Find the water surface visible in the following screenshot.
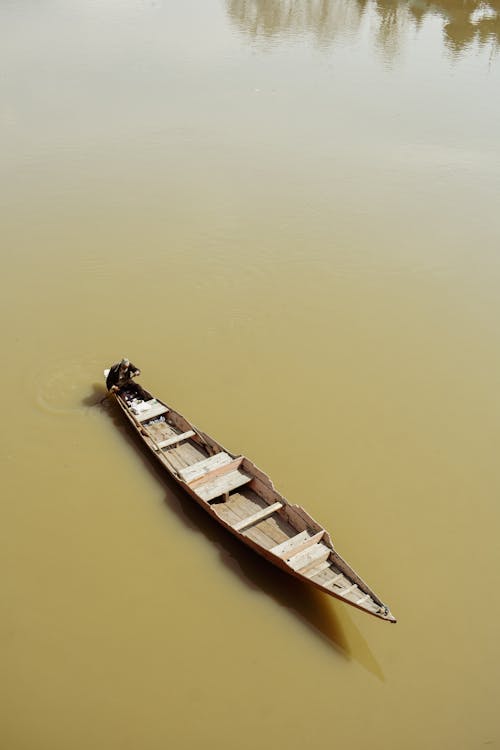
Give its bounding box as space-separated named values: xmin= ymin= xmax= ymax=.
xmin=2 ymin=1 xmax=500 ymax=749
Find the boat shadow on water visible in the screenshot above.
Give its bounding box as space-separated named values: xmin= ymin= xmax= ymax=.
xmin=84 ymin=384 xmax=384 ymax=681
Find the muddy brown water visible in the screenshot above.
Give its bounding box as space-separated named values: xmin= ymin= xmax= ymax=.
xmin=2 ymin=1 xmax=500 ymax=749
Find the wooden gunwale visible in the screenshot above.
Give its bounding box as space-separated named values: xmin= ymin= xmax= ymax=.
xmin=111 ymin=381 xmax=396 ymax=623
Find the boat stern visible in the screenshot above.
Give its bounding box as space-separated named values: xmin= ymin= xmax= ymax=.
xmin=104 ymin=358 xmax=141 ymax=391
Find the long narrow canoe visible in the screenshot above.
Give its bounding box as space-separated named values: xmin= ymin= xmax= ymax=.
xmin=104 ymin=363 xmax=396 ymax=623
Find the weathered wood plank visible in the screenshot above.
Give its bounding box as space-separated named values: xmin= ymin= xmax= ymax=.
xmin=244 ymin=525 xmax=279 ymax=550
xmin=356 ymin=594 xmax=371 ymax=606
xmin=269 ymin=530 xmax=308 ymax=556
xmin=256 ymin=517 xmax=289 ymax=545
xmin=189 ymin=457 xmax=244 ymax=489
xmin=324 ymin=572 xmax=344 ymax=588
xmin=155 ymin=430 xmax=195 ymax=450
xmin=163 ymin=445 xmax=203 ymax=472
xmin=194 ymin=470 xmax=252 ymax=502
xmin=212 ymin=502 xmax=242 ymax=528
xmin=288 ymin=544 xmax=331 ymax=572
xmin=233 ymin=502 xmax=283 ymax=532
xmin=179 ymin=452 xmax=232 ymax=483
xmin=340 ymin=583 xmax=358 ymax=598
xmin=136 ymin=403 xmax=169 ymax=422
xmin=172 ymin=440 xmax=207 ymax=465
xmin=144 ymin=420 xmax=175 ymax=441
xmin=219 ymin=492 xmax=281 ymax=549
xmin=270 ymin=530 xmax=324 ymax=560
xmin=306 ymin=560 xmax=331 ymax=578
xmin=236 ymin=488 xmax=291 ymax=541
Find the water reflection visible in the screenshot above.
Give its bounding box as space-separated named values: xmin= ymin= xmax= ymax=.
xmin=227 ymin=0 xmax=500 ymax=54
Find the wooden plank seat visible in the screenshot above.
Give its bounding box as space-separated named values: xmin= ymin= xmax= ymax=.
xmin=287 ymin=543 xmax=331 ymax=573
xmin=233 ymin=501 xmax=283 ymax=532
xmin=154 ymin=430 xmax=195 ymax=450
xmin=356 ymin=594 xmax=371 ymax=606
xmin=179 ymin=452 xmax=233 ymax=483
xmin=339 ymin=583 xmax=358 ymax=598
xmin=194 ymin=469 xmax=252 ymax=503
xmin=270 ymin=530 xmax=324 ymax=560
xmin=188 ymin=457 xmax=243 ymax=489
xmin=135 ymin=402 xmax=169 ymax=422
xmin=306 ymin=560 xmax=332 ymax=578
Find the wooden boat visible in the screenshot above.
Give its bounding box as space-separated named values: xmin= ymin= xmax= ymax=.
xmin=104 ymin=362 xmax=396 ymax=623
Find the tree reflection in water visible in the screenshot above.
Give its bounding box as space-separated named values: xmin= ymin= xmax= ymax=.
xmin=226 ymin=0 xmax=499 ymax=55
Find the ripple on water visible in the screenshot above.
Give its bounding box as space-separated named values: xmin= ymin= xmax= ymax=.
xmin=35 ymin=358 xmax=106 ymax=416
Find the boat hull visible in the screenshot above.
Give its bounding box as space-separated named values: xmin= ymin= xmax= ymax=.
xmin=107 ymin=372 xmax=396 ymax=623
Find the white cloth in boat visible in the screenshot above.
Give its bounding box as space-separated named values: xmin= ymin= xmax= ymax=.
xmin=130 ymin=399 xmax=162 ymax=416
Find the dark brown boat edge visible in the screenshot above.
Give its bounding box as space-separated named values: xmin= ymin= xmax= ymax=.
xmin=104 ymin=360 xmax=397 ymax=623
